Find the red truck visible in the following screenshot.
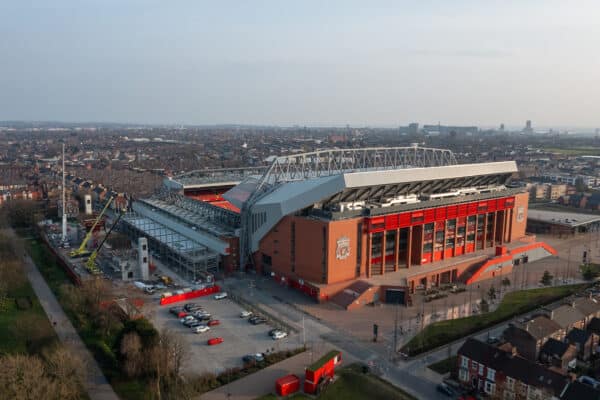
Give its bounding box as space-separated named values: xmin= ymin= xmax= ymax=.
xmin=304 ymin=350 xmax=342 ymax=394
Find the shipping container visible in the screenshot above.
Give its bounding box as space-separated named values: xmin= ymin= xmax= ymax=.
xmin=275 ymin=374 xmax=300 ymax=396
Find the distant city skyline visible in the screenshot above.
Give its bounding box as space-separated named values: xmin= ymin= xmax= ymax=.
xmin=1 ymin=1 xmax=599 ymax=127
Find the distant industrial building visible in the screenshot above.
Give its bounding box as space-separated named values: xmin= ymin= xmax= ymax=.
xmin=527 ymin=209 xmax=600 ymax=236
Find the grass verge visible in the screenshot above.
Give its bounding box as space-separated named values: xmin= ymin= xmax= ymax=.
xmin=401 ymin=284 xmax=587 ymax=356
xmin=428 ymin=355 xmax=457 ymax=375
xmin=24 ymin=236 xmax=154 ymax=400
xmin=0 ymin=243 xmax=57 ymax=355
xmin=255 ymin=364 xmax=415 ymax=400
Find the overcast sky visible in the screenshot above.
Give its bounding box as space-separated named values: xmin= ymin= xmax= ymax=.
xmin=1 ymin=1 xmax=599 ymax=128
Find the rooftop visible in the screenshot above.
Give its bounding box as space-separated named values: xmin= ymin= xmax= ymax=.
xmin=527 ymin=209 xmax=600 ymax=227
xmin=458 ymin=338 xmax=569 ymax=397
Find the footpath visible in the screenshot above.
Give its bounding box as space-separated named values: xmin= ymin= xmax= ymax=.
xmin=8 ymin=229 xmax=120 ymax=400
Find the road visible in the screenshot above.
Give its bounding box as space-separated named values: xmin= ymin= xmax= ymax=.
xmin=225 ymin=276 xmax=587 ymax=400
xmin=225 ymin=278 xmax=447 ymax=400
xmin=7 ymin=229 xmax=120 ymax=400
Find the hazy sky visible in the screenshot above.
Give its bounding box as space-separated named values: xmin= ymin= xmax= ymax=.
xmin=1 ymin=1 xmax=599 ymax=127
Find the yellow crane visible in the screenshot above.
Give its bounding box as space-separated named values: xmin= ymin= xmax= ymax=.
xmin=69 ymin=196 xmax=114 ymax=258
xmin=85 ymin=211 xmax=123 ymax=274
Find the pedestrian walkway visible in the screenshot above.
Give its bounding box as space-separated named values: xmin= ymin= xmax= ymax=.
xmin=9 ymin=229 xmax=120 ymax=400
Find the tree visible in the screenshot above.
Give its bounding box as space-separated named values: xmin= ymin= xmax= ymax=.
xmin=575 ymin=177 xmax=588 ymax=193
xmin=0 ymin=200 xmax=43 ymax=229
xmin=147 ymin=329 xmax=190 ymax=399
xmin=488 ymin=286 xmax=497 ymax=301
xmin=582 ymin=266 xmax=598 ymax=281
xmin=120 ymin=332 xmax=143 ymax=378
xmin=540 ymin=270 xmax=553 ymax=286
xmin=42 ymin=345 xmax=87 ymax=400
xmin=501 ymin=277 xmax=511 ymax=288
xmin=0 ymin=347 xmax=86 ymax=400
xmin=0 ymin=354 xmax=54 ymax=400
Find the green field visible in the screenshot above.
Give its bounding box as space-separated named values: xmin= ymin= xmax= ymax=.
xmin=0 ymin=272 xmax=57 ymax=355
xmin=256 ymin=364 xmax=415 ymax=400
xmin=402 ymin=284 xmax=587 ymax=356
xmin=26 ymin=239 xmax=72 ymax=295
xmin=0 ymin=238 xmax=56 ymax=355
xmin=542 ymin=147 xmax=600 ymax=156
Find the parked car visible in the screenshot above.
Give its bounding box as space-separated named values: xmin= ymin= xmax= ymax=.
xmin=169 ymin=306 xmax=184 ymax=315
xmin=180 ymin=316 xmax=195 ymax=323
xmin=196 ymin=314 xmax=211 ymax=321
xmin=251 ymin=317 xmax=267 ymax=325
xmin=183 ymin=319 xmax=199 ymax=327
xmin=268 ymin=328 xmax=281 ymax=336
xmin=207 ymin=337 xmax=224 ymax=345
xmin=214 ymin=292 xmax=228 ymax=300
xmin=436 ymin=383 xmax=454 ymax=397
xmin=193 ymin=311 xmax=210 ymax=318
xmin=188 ymin=321 xmax=203 ymax=328
xmin=193 ymin=325 xmax=210 ymax=334
xmin=207 ymin=319 xmax=220 ymax=327
xmin=177 ymin=311 xmax=188 ymax=318
xmin=272 ymin=331 xmax=288 ymax=340
xmin=242 ymin=353 xmax=264 ymax=363
xmin=185 ymin=303 xmax=203 ymax=312
xmin=240 ymin=310 xmax=253 ymax=318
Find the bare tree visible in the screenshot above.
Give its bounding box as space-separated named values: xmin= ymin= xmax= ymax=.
xmin=42 ymin=345 xmax=87 ymax=400
xmin=0 ymin=354 xmax=57 ymax=400
xmin=147 ymin=329 xmax=190 ymax=399
xmin=120 ymin=331 xmax=143 ymax=378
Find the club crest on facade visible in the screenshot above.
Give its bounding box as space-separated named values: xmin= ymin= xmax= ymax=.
xmin=517 ymin=206 xmax=525 ymax=222
xmin=336 ymin=236 xmax=351 ymax=260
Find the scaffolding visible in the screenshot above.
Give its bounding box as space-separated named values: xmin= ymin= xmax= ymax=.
xmin=122 ymin=213 xmax=219 ymax=281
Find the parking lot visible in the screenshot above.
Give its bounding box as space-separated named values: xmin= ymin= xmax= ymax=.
xmin=149 ymin=294 xmax=303 ymax=375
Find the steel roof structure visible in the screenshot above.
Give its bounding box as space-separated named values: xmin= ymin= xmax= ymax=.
xmin=231 ymin=147 xmax=518 ymax=266
xmin=165 ymin=166 xmax=268 ymax=190
xmin=121 ymin=213 xmax=219 ymax=279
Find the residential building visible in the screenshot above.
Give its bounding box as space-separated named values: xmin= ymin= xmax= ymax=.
xmin=503 ymin=316 xmax=564 ymax=361
xmin=458 ymin=338 xmax=570 ymax=399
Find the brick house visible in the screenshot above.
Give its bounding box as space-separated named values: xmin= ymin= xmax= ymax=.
xmin=539 ymin=338 xmax=577 ymax=371
xmin=543 ymin=304 xmax=586 ymax=332
xmin=458 ymin=338 xmax=570 ymax=399
xmin=566 ymin=328 xmax=594 ymax=361
xmin=503 ymin=316 xmax=564 ymax=361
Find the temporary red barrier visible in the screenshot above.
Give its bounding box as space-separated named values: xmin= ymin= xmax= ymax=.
xmin=160 ymin=285 xmax=221 ymax=306
xmin=276 ymin=374 xmax=300 ymax=396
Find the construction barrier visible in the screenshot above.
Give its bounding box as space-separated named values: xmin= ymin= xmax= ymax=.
xmin=159 ymin=285 xmax=221 ymax=305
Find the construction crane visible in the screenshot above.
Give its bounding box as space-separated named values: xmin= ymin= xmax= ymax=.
xmin=85 ymin=211 xmax=123 ymax=274
xmin=69 ymin=196 xmax=114 ymax=258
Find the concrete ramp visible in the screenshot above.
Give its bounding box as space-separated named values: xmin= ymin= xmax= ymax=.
xmin=331 ymin=281 xmax=380 ymax=310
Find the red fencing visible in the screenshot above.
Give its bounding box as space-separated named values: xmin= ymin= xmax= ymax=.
xmin=159 ymin=285 xmax=221 ymax=305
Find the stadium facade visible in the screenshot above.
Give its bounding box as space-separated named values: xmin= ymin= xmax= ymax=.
xmin=136 ymin=147 xmax=555 ymax=308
